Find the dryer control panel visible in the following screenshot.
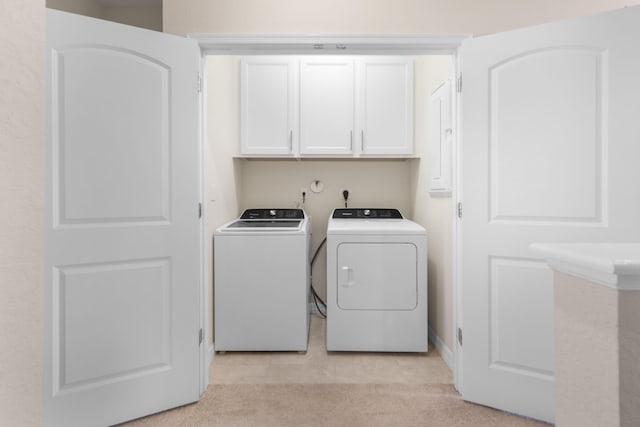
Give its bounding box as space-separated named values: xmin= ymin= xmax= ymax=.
xmin=332 ymin=208 xmax=403 ymax=219
xmin=240 ymin=208 xmax=305 ymax=219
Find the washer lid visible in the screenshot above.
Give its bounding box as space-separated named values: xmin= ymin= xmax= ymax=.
xmin=216 ymin=208 xmax=309 ymax=233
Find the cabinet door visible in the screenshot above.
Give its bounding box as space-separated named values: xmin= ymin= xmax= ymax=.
xmin=428 ymin=78 xmax=453 ymax=193
xmin=357 ymin=57 xmax=414 ymax=155
xmin=240 ymin=57 xmax=297 ymax=155
xmin=300 ymin=57 xmax=354 ymax=155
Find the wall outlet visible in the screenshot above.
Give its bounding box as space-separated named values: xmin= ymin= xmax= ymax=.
xmin=310 ymin=180 xmax=324 ymax=193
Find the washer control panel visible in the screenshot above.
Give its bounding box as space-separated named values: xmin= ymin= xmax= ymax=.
xmin=240 ymin=208 xmax=305 ymax=220
xmin=332 ymin=208 xmax=403 ymax=219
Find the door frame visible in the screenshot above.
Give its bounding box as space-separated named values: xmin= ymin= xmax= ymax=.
xmin=190 ymin=34 xmax=468 ymax=391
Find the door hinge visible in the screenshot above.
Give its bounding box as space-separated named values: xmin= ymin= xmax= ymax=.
xmin=457 ymin=73 xmax=462 ymax=93
xmin=458 ymin=327 xmax=463 ymax=346
xmin=198 ymin=202 xmax=203 ymax=219
xmin=457 ymin=202 xmax=463 ymax=218
xmin=197 ymin=73 xmax=202 ymax=93
xmin=199 ymin=328 xmax=203 ymax=345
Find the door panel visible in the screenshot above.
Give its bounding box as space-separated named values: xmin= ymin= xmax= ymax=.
xmin=489 ymin=257 xmax=554 ymax=376
xmin=46 ymin=10 xmax=201 ymax=427
xmin=56 ymin=47 xmax=170 ymax=223
xmin=55 ymin=259 xmax=171 ymax=389
xmin=461 ymin=6 xmax=640 ymax=423
xmin=489 ymin=48 xmax=605 ymax=224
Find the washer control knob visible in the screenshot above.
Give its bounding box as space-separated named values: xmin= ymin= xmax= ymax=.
xmin=363 ymin=209 xmax=371 ymax=217
xmin=269 ymin=209 xmax=277 ymax=217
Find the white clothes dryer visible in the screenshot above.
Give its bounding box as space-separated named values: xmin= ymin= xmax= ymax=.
xmin=214 ymin=208 xmax=310 ymax=351
xmin=326 ymin=208 xmax=427 ymax=352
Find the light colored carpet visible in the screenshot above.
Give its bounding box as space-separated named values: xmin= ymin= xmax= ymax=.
xmin=122 ymin=383 xmax=547 ymax=427
xmin=208 ymin=316 xmax=453 ymax=386
xmin=121 ymin=317 xmax=548 ymax=426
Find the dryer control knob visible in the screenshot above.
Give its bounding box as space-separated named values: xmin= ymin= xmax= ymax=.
xmin=363 ymin=209 xmax=371 ymax=216
xmin=269 ymin=209 xmax=277 ymax=217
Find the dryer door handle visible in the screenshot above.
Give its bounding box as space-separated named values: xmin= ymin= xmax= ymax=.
xmin=339 ymin=266 xmax=354 ymax=287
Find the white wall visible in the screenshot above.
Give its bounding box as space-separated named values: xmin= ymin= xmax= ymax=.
xmin=205 ymin=56 xmax=244 ymax=345
xmin=47 ymin=0 xmax=106 ymax=19
xmin=105 ymin=4 xmax=162 ymax=31
xmin=0 ymin=1 xmax=45 ymax=425
xmin=410 ymin=56 xmax=455 ymax=351
xmin=205 ymin=56 xmax=243 ymax=229
xmin=164 ymin=0 xmax=637 ymax=36
xmin=47 ymin=0 xmax=162 ymax=31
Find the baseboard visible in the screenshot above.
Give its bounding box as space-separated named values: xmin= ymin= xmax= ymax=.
xmin=428 ymin=326 xmax=454 ymax=371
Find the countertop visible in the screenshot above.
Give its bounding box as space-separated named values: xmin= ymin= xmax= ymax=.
xmin=530 ymin=243 xmax=640 ymax=290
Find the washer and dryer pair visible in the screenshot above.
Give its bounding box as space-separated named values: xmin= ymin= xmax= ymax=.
xmin=213 ymin=207 xmax=428 ymax=353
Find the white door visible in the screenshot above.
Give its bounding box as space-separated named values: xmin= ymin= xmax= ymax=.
xmin=300 ymin=57 xmax=354 ymax=155
xmin=240 ymin=57 xmax=297 ymax=155
xmin=46 ymin=10 xmax=202 ymax=426
xmin=460 ymin=6 xmax=640 ymax=423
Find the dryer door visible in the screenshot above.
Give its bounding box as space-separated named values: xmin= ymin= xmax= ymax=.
xmin=336 ymin=242 xmax=417 ymax=310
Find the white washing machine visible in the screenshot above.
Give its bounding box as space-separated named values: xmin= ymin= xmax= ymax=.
xmin=326 ymin=208 xmax=428 ymax=352
xmin=214 ymin=208 xmax=310 ymax=351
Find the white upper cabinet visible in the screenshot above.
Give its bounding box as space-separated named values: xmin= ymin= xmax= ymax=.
xmin=240 ymin=57 xmax=297 ymax=155
xmin=299 ymin=57 xmax=355 ymax=155
xmin=240 ymin=55 xmax=414 ymax=157
xmin=356 ymin=57 xmax=414 ymax=156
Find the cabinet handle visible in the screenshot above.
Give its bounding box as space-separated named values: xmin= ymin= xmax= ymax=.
xmin=289 ymin=130 xmax=293 ymax=152
xmin=350 ymin=130 xmax=353 ymax=151
xmin=361 ymin=130 xmax=364 ymax=152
